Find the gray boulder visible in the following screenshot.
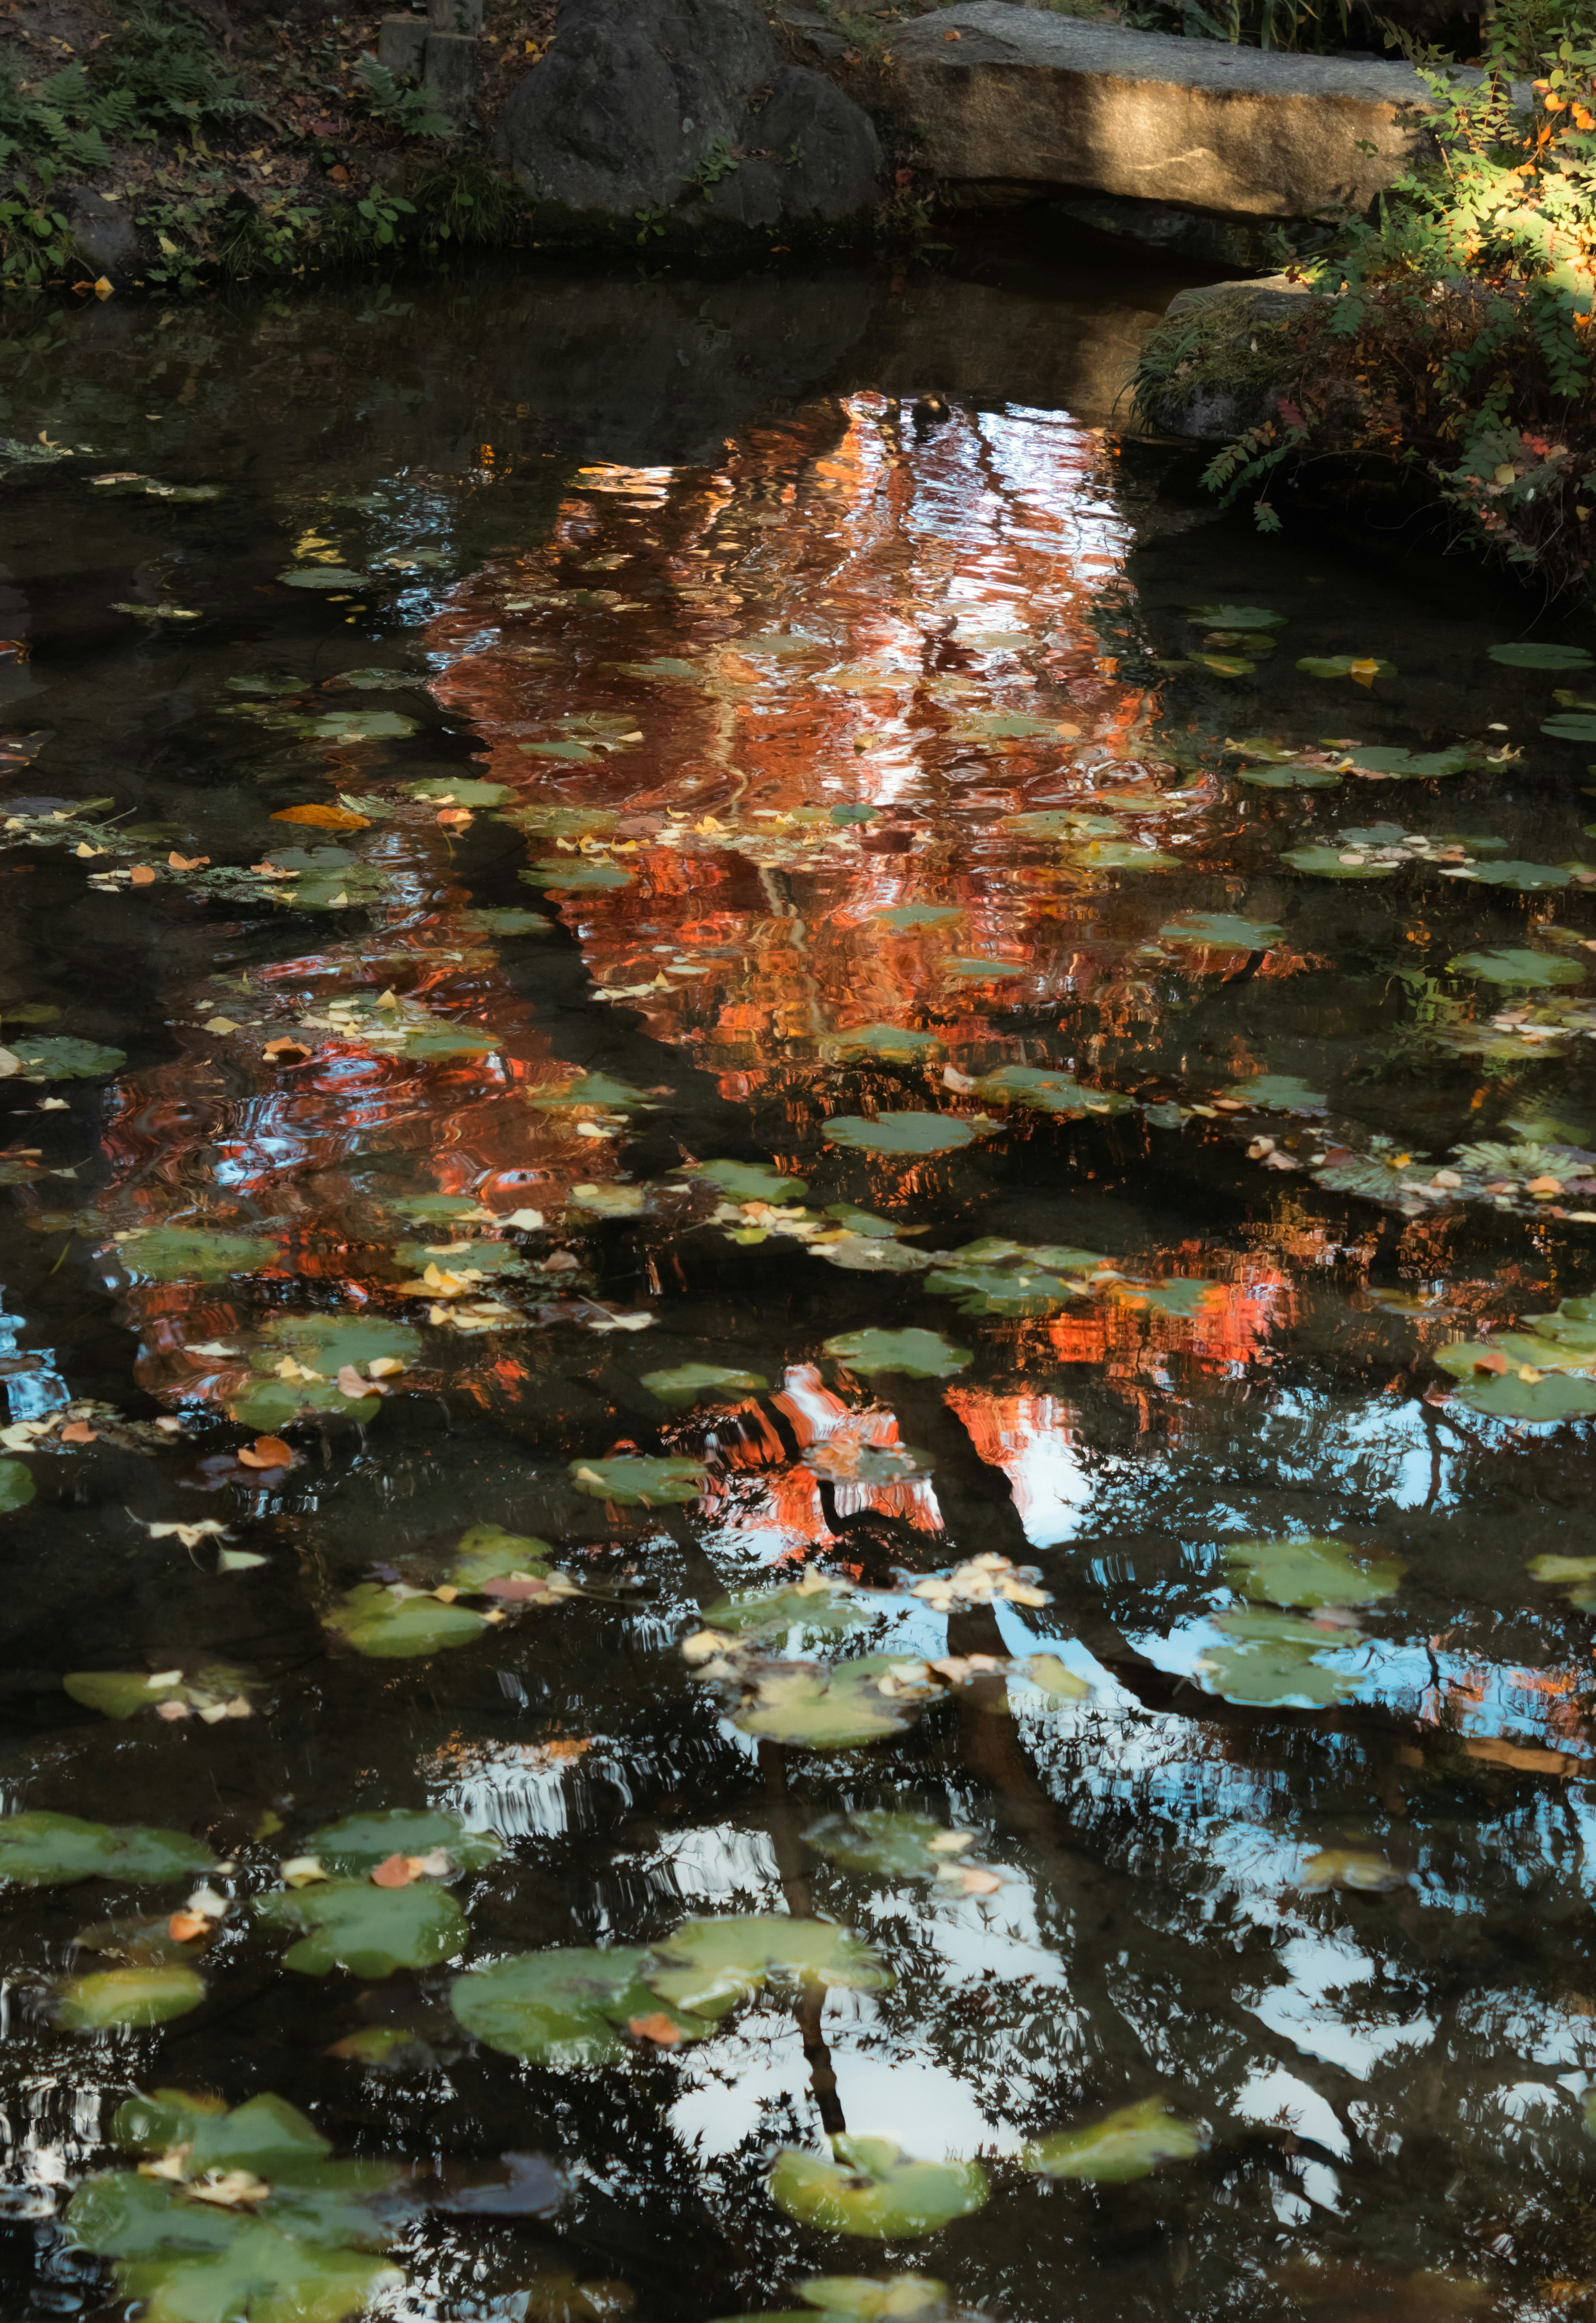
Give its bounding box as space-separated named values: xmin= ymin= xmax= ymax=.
xmin=494 ymin=0 xmax=881 ymax=240
xmin=63 ymin=187 xmax=137 ymax=276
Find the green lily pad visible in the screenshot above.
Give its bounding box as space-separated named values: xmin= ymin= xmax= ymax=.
xmin=1186 ymin=653 xmax=1254 ymax=677
xmin=949 ymin=712 xmax=1064 ymax=742
xmin=1443 ymin=858 xmax=1573 ymax=889
xmin=1447 ymin=1369 xmax=1596 ymax=1419
xmin=939 ymin=957 xmax=1026 ymax=979
xmin=451 ymin=1947 xmax=713 ymax=2063
xmin=1296 ymin=656 xmax=1396 ymax=680
xmin=1158 ymin=913 xmax=1283 ymax=950
xmin=1281 ymin=845 xmax=1400 ymax=879
xmin=56 ymin=1965 xmax=206 ymax=2031
xmin=522 ymin=859 xmax=633 ymax=890
xmin=642 ymin=1363 xmax=769 ymax=1406
xmin=643 ymin=1916 xmax=891 ymax=2018
xmin=1224 ymin=1537 xmax=1402 ymax=1609
xmin=254 ymin=1879 xmax=468 ymax=1976
xmin=1197 ymin=1608 xmax=1364 ymax=1707
xmin=1107 ymin=1277 xmax=1222 ymax=1318
xmin=1343 ymin=746 xmax=1475 ymax=778
xmin=1528 ymin=1553 xmax=1596 ymax=1609
xmin=67 ymin=2190 xmax=402 ymax=2323
xmin=301 ymin=711 xmax=416 ymax=743
xmin=530 ymin=1072 xmax=653 ymax=1112
xmin=1488 ymin=641 xmax=1593 ymax=668
xmin=458 ymin=908 xmax=549 ymax=936
xmin=448 ymin=1522 xmax=556 ymax=1589
xmin=788 ymin=2276 xmax=960 ymax=2322
xmin=823 ymin=1329 xmax=970 ymax=1379
xmin=1061 ymin=841 xmax=1179 ymax=871
xmin=971 ymin=1065 xmax=1134 ymax=1118
xmin=301 ymin=1809 xmax=500 ymax=1875
xmin=115 ymin=1227 xmax=279 ymax=1283
xmin=873 ymin=905 xmax=963 ymax=931
xmin=822 ymin=1025 xmax=941 ymax=1061
xmin=728 ymin=1655 xmax=936 ymax=1749
xmin=1219 ymin=1075 xmax=1327 ymax=1109
xmin=1186 ymin=605 xmax=1284 ymax=629
xmin=63 ymin=1664 xmax=254 ymax=1720
xmin=568 ymin=1455 xmax=707 ymax=1506
xmin=324 ymin=1585 xmax=488 ymax=1659
xmin=12 ymin=1036 xmax=126 ymax=1081
xmin=111 ymin=2090 xmax=332 ymax=2169
xmin=699 ymin=1580 xmax=867 ymax=1639
xmin=830 ymin=803 xmax=878 ymax=825
xmin=392 ymin=1237 xmax=526 ymax=1276
xmin=680 ymin=1158 xmax=808 ymax=1204
xmin=0 ymin=1458 xmax=34 ymax=1513
xmin=1545 ymin=715 xmax=1596 ymax=740
xmin=1003 ymin=810 xmax=1118 ymax=838
xmin=329 ymin=668 xmax=413 ymax=691
xmin=1236 ymin=763 xmax=1342 ymax=790
xmin=1447 ymin=948 xmax=1584 ymax=986
xmin=803 ymin=1811 xmax=977 ymax=1881
xmin=279 ymin=567 xmax=367 ymax=588
xmin=769 ymin=2139 xmax=988 ymax=2240
xmin=1022 ymin=2099 xmax=1208 ymax=2182
xmin=227 ymin=1315 xmax=423 ymax=1429
xmin=823 ymin=1113 xmax=975 ymax=1155
xmin=226 ymin=675 xmax=305 ymax=695
xmin=924 ymin=1262 xmax=1080 ymax=1320
xmin=0 ymin=1811 xmax=217 ymax=1887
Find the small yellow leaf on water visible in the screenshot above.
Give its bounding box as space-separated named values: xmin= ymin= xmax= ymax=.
xmin=204 ymin=1017 xmax=240 ymax=1035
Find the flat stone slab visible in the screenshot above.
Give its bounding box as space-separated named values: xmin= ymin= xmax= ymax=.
xmin=883 ymin=0 xmax=1441 ymax=218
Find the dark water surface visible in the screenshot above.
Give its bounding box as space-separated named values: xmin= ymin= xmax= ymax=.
xmin=2 ymin=237 xmax=1596 ymax=2323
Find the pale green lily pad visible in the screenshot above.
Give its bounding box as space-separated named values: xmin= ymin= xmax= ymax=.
xmin=1296 ymin=656 xmax=1396 ymax=680
xmin=1186 ymin=604 xmax=1284 ymax=629
xmin=448 ymin=1522 xmax=556 ymax=1589
xmin=1447 ymin=1370 xmax=1596 ymax=1419
xmin=1281 ymin=846 xmax=1400 ymax=879
xmin=1488 ymin=641 xmax=1593 ymax=668
xmin=804 ymin=1811 xmax=978 ymax=1881
xmin=404 ymin=778 xmax=510 ymax=805
xmin=824 ymin=1329 xmax=970 ymax=1378
xmin=1447 ymin=948 xmax=1584 ymax=986
xmin=643 ymin=1916 xmax=891 ymax=2018
xmin=1107 ymin=1277 xmax=1222 ymax=1318
xmin=111 ymin=2090 xmax=332 ymax=2170
xmin=56 ymin=1965 xmax=205 ymax=2031
xmin=790 ymin=2276 xmax=959 ymax=2322
xmin=0 ymin=1811 xmax=217 ymax=1887
xmin=569 ymin=1455 xmax=706 ymax=1506
xmin=227 ymin=1315 xmax=422 ymax=1429
xmin=769 ymin=2139 xmax=988 ymax=2239
xmin=823 ymin=1025 xmax=941 ymax=1061
xmin=680 ymin=1158 xmax=808 ymax=1204
xmin=1022 ymin=2098 xmax=1209 ymax=2182
xmin=254 ymin=1879 xmax=468 ymax=1976
xmin=1237 ymin=763 xmax=1342 ymax=790
xmin=873 ymin=905 xmax=963 ymax=931
xmin=1443 ymin=859 xmax=1573 ymax=889
xmin=1062 ymin=841 xmax=1179 ymax=871
xmin=824 ymin=1113 xmax=975 ymax=1155
xmin=301 ymin=711 xmax=416 ymax=743
xmin=66 ymin=2189 xmax=401 ymax=2323
xmin=451 ymin=1947 xmax=713 ymax=2063
xmin=329 ymin=668 xmax=414 ymax=691
xmin=393 ymin=1237 xmax=526 ymax=1276
xmin=1546 ymin=714 xmax=1596 ymax=740
xmin=729 ymin=1655 xmax=936 ymax=1749
xmin=924 ymin=1261 xmax=1081 ymax=1320
xmin=699 ymin=1580 xmax=867 ymax=1639
xmin=64 ymin=1664 xmax=254 ymax=1721
xmin=1528 ymin=1553 xmax=1596 ymax=1610
xmin=0 ymin=1458 xmax=34 ymax=1513
xmin=1197 ymin=1608 xmax=1364 ymax=1707
xmin=324 ymin=1584 xmax=488 ymax=1659
xmin=971 ymin=1065 xmax=1134 ymax=1118
xmin=643 ymin=1362 xmax=768 ymax=1406
xmin=810 ymin=1234 xmax=931 ymax=1275
xmin=530 ymin=1072 xmax=653 ymax=1111
xmin=12 ymin=1036 xmax=126 ymax=1080
xmin=1159 ymin=913 xmax=1283 ymax=950
xmin=939 ymin=958 xmax=1025 ymax=979
xmin=1224 ymin=1537 xmax=1402 ymax=1608
xmin=279 ymin=567 xmax=367 ymax=588
xmin=115 ymin=1227 xmax=278 ymax=1283
xmin=1219 ymin=1076 xmax=1327 ymax=1109
xmin=227 ymin=675 xmax=305 ymax=695
xmin=458 ymin=908 xmax=548 ymax=936
xmin=522 ymin=860 xmax=633 ymax=890
xmin=302 ymin=1809 xmax=500 ymax=1875
xmin=1343 ymin=746 xmax=1475 ymax=778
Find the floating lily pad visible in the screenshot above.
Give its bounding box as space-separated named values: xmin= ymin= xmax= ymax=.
xmin=823 ymin=1025 xmax=941 ymax=1061
xmin=458 ymin=908 xmax=549 ymax=936
xmin=324 ymin=1585 xmax=488 ymax=1660
xmin=568 ymin=1455 xmax=707 ymax=1506
xmin=1186 ymin=605 xmax=1284 ymax=629
xmin=111 ymin=2089 xmax=333 ymax=2171
xmin=1488 ymin=641 xmax=1593 ymax=668
xmin=0 ymin=1458 xmax=34 ymax=1513
xmin=1545 ymin=715 xmax=1596 ymax=740
xmin=1236 ymin=763 xmax=1342 ymax=790
xmin=302 ymin=711 xmax=416 ymax=743
xmin=1219 ymin=1076 xmax=1327 ymax=1109
xmin=329 ymin=668 xmax=413 ymax=692
xmin=1197 ymin=1608 xmax=1364 ymax=1707
xmin=302 ymin=1810 xmax=500 ymax=1875
xmin=1022 ymin=2099 xmax=1208 ymax=2182
xmin=448 ymin=1523 xmax=556 ymax=1589
xmin=680 ymin=1158 xmax=808 ymax=1204
xmin=1296 ymin=656 xmax=1396 ymax=681
xmin=115 ymin=1227 xmax=278 ymax=1283
xmin=66 ymin=2180 xmax=402 ymax=2323
xmin=522 ymin=860 xmax=633 ymax=891
xmin=698 ymin=1580 xmax=867 ymax=1639
xmin=12 ymin=1036 xmax=126 ymax=1081
xmin=530 ymin=1072 xmax=653 ymax=1112
xmin=1159 ymin=913 xmax=1283 ymax=950
xmin=405 ymin=778 xmax=510 ymax=805
xmin=1444 ymin=858 xmax=1573 ymax=889
xmin=729 ymin=1656 xmax=937 ymax=1749
xmin=64 ymin=1664 xmax=254 ymax=1721
xmin=1343 ymin=746 xmax=1475 ymax=779
xmin=823 ymin=1329 xmax=970 ymax=1379
xmin=254 ymin=1879 xmax=468 ymax=1976
xmin=804 ymin=1811 xmax=978 ymax=1881
xmin=1281 ymin=846 xmax=1400 ymax=880
xmin=823 ymin=1113 xmax=975 ymax=1155
xmin=1447 ymin=948 xmax=1584 ymax=987
xmin=1061 ymin=841 xmax=1179 ymax=871
xmin=451 ymin=1947 xmax=713 ymax=2063
xmin=56 ymin=1965 xmax=206 ymax=2031
xmin=1444 ymin=1369 xmax=1596 ymax=1420
xmin=643 ymin=1362 xmax=768 ymax=1406
xmin=227 ymin=1315 xmax=422 ymax=1430
xmin=939 ymin=958 xmax=1025 ymax=980
xmin=279 ymin=567 xmax=368 ymax=588
xmin=1224 ymin=1536 xmax=1402 ymax=1609
xmin=226 ymin=675 xmax=305 ymax=695
xmin=924 ymin=1261 xmax=1081 ymax=1320
xmin=0 ymin=1811 xmax=216 ymax=1887
xmin=769 ymin=2139 xmax=988 ymax=2240
xmin=785 ymin=2277 xmax=962 ymax=2323
xmin=1528 ymin=1553 xmax=1596 ymax=1610
xmin=873 ymin=906 xmax=963 ymax=931
xmin=1298 ymin=1848 xmax=1409 ymax=1892
xmin=1106 ymin=1277 xmax=1222 ymax=1318
xmin=643 ymin=1917 xmax=891 ymax=2018
xmin=971 ymin=1065 xmax=1134 ymax=1118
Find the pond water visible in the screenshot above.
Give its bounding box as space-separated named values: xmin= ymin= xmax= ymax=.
xmin=2 ymin=232 xmax=1596 ymax=2323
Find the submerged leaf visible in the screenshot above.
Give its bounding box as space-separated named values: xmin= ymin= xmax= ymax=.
xmin=0 ymin=1458 xmax=34 ymax=1513
xmin=1022 ymin=2099 xmax=1208 ymax=2182
xmin=769 ymin=2140 xmax=988 ymax=2239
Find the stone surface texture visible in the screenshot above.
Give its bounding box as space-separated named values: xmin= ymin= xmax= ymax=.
xmin=377 ymin=15 xmax=428 ymax=72
xmin=884 ymin=0 xmax=1440 ymax=219
xmin=494 ymin=0 xmax=882 ymax=238
xmin=63 ymin=185 xmax=138 ymax=273
xmin=422 ymin=27 xmax=482 ymax=119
